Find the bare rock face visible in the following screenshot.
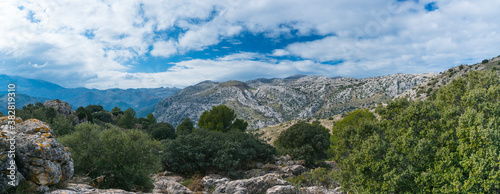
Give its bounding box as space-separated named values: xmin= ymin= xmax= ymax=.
xmin=213 ymin=173 xmax=290 ymax=194
xmin=0 ymin=117 xmax=74 ymax=193
xmin=154 ymin=73 xmax=432 ymax=129
xmin=44 ymin=99 xmax=75 ymax=115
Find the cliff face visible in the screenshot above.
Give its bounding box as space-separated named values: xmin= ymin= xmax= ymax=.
xmin=154 ymin=73 xmax=435 ymax=129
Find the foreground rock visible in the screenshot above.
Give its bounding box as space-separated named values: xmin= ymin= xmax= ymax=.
xmin=0 ymin=117 xmax=74 ymax=193
xmin=213 ymin=173 xmax=290 ymax=193
xmin=153 ymin=174 xmax=192 ymax=194
xmin=50 ymin=183 xmax=135 ymax=194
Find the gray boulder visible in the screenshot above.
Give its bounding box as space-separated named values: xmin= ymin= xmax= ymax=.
xmin=153 ymin=178 xmax=193 ymax=194
xmin=44 ymin=99 xmax=75 ymax=115
xmin=213 ymin=173 xmax=289 ymax=194
xmin=0 ymin=117 xmax=74 ymax=193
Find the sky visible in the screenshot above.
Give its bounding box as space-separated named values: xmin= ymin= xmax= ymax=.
xmin=0 ymin=0 xmax=499 ymax=89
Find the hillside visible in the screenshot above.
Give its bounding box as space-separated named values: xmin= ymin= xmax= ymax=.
xmin=397 ymin=56 xmax=500 ymax=100
xmin=154 ymin=73 xmax=435 ymax=129
xmin=0 ymin=75 xmax=181 ymax=117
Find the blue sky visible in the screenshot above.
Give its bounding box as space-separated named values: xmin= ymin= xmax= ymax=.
xmin=0 ymin=0 xmax=499 ymax=89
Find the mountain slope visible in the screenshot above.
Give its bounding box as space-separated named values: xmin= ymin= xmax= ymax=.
xmin=0 ymin=75 xmax=181 ymax=117
xmin=154 ymin=73 xmax=435 ymax=129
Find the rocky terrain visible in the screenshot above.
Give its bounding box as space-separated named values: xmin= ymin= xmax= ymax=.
xmin=397 ymin=56 xmax=500 ymax=100
xmin=0 ymin=117 xmax=74 ymax=193
xmin=49 ymin=156 xmax=343 ymax=194
xmin=154 ymin=73 xmax=435 ymax=129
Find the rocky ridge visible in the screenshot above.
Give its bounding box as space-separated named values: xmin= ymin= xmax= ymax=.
xmin=397 ymin=56 xmax=500 ymax=100
xmin=154 ymin=73 xmax=434 ymax=129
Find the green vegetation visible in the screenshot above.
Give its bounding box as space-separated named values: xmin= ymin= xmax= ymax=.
xmin=176 ymin=117 xmax=194 ymax=136
xmin=274 ymin=121 xmax=330 ymax=165
xmin=162 ymin=129 xmax=276 ymax=177
xmin=148 ymin=122 xmax=176 ymax=140
xmin=59 ymin=123 xmax=161 ymax=191
xmin=16 ymin=103 xmax=76 ymax=136
xmin=198 ymin=105 xmax=248 ymax=132
xmin=330 ymin=70 xmax=500 ymax=193
xmin=288 ymin=167 xmax=339 ymax=189
xmin=118 ymin=107 xmax=137 ymax=129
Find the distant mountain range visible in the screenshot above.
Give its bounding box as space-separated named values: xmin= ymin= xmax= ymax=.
xmin=154 ymin=73 xmax=435 ymax=129
xmin=0 ymin=75 xmax=180 ymax=117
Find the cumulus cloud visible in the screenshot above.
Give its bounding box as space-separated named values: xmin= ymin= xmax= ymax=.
xmin=1 ymin=0 xmax=500 ymax=89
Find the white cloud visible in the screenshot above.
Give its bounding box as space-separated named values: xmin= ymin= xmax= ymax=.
xmin=151 ymin=40 xmax=178 ymax=57
xmin=1 ymin=0 xmax=500 ymax=89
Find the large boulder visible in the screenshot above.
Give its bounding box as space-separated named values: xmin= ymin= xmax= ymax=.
xmin=44 ymin=99 xmax=75 ymax=115
xmin=266 ymin=185 xmax=298 ymax=194
xmin=153 ymin=176 xmax=192 ymax=194
xmin=50 ymin=183 xmax=135 ymax=194
xmin=0 ymin=117 xmax=74 ymax=193
xmin=201 ymin=174 xmax=230 ymax=192
xmin=213 ymin=173 xmax=289 ymax=194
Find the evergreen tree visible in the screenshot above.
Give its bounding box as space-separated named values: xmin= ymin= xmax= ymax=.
xmin=176 ymin=118 xmax=194 ymax=136
xmin=198 ymin=105 xmax=248 ymax=132
xmin=118 ymin=108 xmax=137 ymax=129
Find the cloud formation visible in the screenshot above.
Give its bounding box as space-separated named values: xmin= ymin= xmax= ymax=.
xmin=0 ymin=0 xmax=499 ymax=89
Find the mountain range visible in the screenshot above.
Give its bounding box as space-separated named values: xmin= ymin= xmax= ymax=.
xmin=153 ymin=72 xmax=435 ymax=129
xmin=0 ymin=75 xmax=180 ymax=117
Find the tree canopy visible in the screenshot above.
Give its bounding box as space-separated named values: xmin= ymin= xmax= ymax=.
xmin=274 ymin=121 xmax=330 ymax=164
xmin=198 ymin=105 xmax=248 ymax=132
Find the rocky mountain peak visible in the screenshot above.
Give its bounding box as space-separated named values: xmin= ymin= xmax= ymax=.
xmin=154 ymin=72 xmax=432 ymax=129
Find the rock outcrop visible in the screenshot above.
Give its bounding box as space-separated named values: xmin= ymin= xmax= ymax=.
xmin=154 ymin=73 xmax=433 ymax=129
xmin=44 ymin=99 xmax=75 ymax=115
xmin=0 ymin=117 xmax=74 ymax=193
xmin=213 ymin=173 xmax=290 ymax=193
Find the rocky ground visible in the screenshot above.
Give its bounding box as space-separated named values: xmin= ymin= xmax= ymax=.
xmin=50 ymin=156 xmax=343 ymax=194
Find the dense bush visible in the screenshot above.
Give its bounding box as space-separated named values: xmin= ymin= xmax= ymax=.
xmin=92 ymin=111 xmax=113 ymax=123
xmin=198 ymin=105 xmax=248 ymax=132
xmin=331 ymin=71 xmax=500 ymax=193
xmin=162 ymin=129 xmax=276 ymax=176
xmin=148 ymin=122 xmax=176 ymax=140
xmin=287 ymin=167 xmax=339 ymax=189
xmin=274 ymin=121 xmax=330 ymax=164
xmin=51 ymin=114 xmax=75 ymax=136
xmin=118 ymin=107 xmax=137 ymax=129
xmin=176 ymin=118 xmax=194 ymax=136
xmin=59 ymin=123 xmax=161 ymax=191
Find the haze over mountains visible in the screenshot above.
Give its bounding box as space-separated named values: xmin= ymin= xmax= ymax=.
xmin=0 ymin=75 xmax=180 ymax=117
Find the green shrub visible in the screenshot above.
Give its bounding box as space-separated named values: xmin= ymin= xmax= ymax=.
xmin=176 ymin=118 xmax=194 ymax=136
xmin=51 ymin=114 xmax=75 ymax=136
xmin=58 ymin=123 xmax=161 ymax=192
xmin=162 ymin=129 xmax=275 ymax=176
xmin=274 ymin=121 xmax=330 ymax=165
xmin=287 ymin=168 xmax=339 ymax=189
xmin=92 ymin=111 xmax=113 ymax=123
xmin=148 ymin=122 xmax=176 ymax=140
xmin=331 ymin=71 xmax=500 ymax=193
xmin=482 ymin=59 xmax=489 ymax=64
